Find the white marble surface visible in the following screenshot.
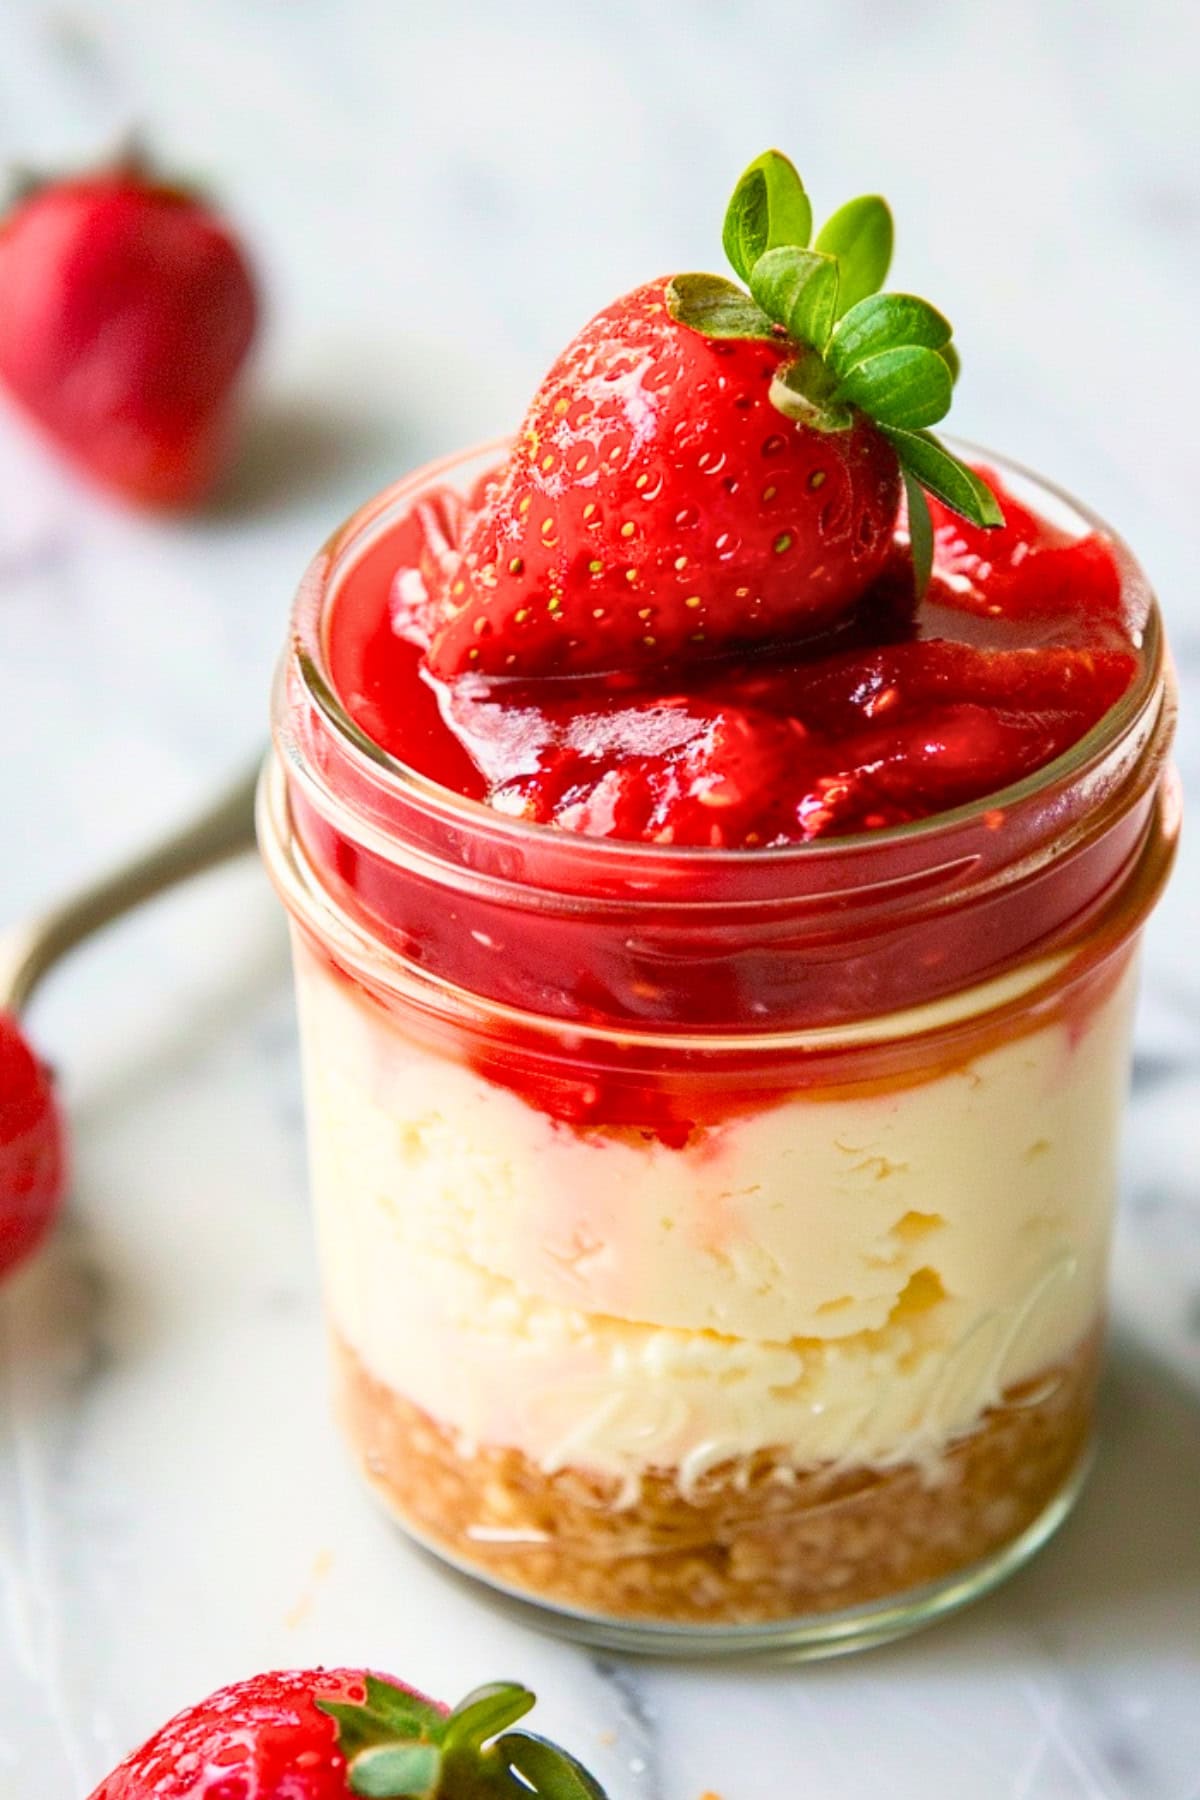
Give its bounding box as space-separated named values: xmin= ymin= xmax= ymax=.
xmin=1 ymin=2 xmax=1198 ymax=1794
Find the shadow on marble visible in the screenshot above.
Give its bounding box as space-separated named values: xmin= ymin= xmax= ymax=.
xmin=65 ymin=900 xmax=290 ymax=1134
xmin=853 ymin=1326 xmax=1200 ymax=1671
xmin=205 ymin=397 xmax=407 ymax=521
xmin=590 ymin=1327 xmax=1200 ymax=1686
xmin=1023 ymin=1329 xmax=1200 ymax=1627
xmin=5 ymin=894 xmax=297 ymax=1376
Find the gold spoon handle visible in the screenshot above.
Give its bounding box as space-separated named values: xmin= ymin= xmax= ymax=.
xmin=0 ymin=758 xmax=262 ymax=1015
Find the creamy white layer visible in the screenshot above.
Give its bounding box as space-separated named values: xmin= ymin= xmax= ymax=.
xmin=294 ymin=940 xmax=1135 ymax=1486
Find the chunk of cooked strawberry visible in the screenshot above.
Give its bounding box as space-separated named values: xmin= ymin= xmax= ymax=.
xmin=766 ymin=640 xmax=1139 ymax=736
xmin=788 ymin=702 xmax=1089 ymax=837
xmin=427 ymin=279 xmax=901 ymax=680
xmin=464 ymin=628 xmax=1135 ymax=848
xmin=491 ymin=702 xmax=811 ymax=847
xmin=929 ymin=476 xmax=1128 ymax=635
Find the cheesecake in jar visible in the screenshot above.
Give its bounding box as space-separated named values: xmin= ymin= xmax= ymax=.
xmin=260 ymin=152 xmax=1177 ymax=1654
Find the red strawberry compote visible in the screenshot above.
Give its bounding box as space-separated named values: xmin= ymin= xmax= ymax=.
xmin=261 ymin=442 xmax=1176 ymax=1653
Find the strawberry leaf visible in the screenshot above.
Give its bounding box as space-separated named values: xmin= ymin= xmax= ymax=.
xmin=826 ymin=293 xmax=951 ymax=378
xmin=814 ymin=195 xmax=893 ymax=315
xmin=884 ymin=428 xmax=1005 ymax=527
xmin=321 ymin=1678 xmax=611 ymax=1799
xmin=903 ymin=467 xmax=934 ymax=597
xmin=498 ymin=1731 xmax=611 ymax=1799
xmin=666 ymin=272 xmax=776 ymax=340
xmin=347 ymin=1743 xmax=442 ymax=1798
xmin=749 ymin=246 xmax=839 ymax=350
xmin=939 ymin=341 xmax=961 ymax=385
xmin=770 ymin=357 xmax=854 ymax=431
xmin=722 ymin=149 xmax=812 ymax=281
xmin=442 ymin=1683 xmax=536 ymax=1758
xmin=836 ymin=344 xmax=952 ymax=429
xmin=317 ymin=1677 xmax=447 ymax=1763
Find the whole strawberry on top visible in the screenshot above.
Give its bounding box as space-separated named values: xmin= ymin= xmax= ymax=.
xmin=0 ymin=149 xmax=258 ymax=507
xmin=428 ymin=149 xmax=1001 ymax=680
xmin=89 ymin=1667 xmax=607 ymax=1799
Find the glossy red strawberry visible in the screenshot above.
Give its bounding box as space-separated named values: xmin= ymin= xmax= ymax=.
xmin=427 ymin=150 xmax=1005 ymax=683
xmin=0 ymin=1009 xmax=66 ymax=1276
xmin=0 ymin=158 xmax=258 ymax=507
xmin=428 ymin=277 xmax=901 ymax=680
xmin=89 ymin=1668 xmax=606 ymax=1799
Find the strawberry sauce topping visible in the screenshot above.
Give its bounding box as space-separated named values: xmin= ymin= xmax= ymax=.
xmin=329 ymin=470 xmax=1138 ymax=850
xmin=285 ymin=457 xmax=1157 ymax=1145
xmin=275 ymin=151 xmax=1165 ymax=1142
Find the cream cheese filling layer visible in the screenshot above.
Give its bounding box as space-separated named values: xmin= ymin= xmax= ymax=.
xmin=326 ymin=1239 xmax=1096 ymax=1500
xmin=295 ymin=942 xmax=1134 ymax=1482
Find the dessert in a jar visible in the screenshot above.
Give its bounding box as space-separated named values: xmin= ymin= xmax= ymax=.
xmin=260 ymin=152 xmax=1178 ymax=1654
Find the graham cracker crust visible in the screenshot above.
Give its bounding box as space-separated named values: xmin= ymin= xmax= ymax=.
xmin=333 ymin=1329 xmax=1099 ymax=1626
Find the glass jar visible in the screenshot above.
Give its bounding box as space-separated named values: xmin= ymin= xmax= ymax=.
xmin=259 ymin=443 xmax=1178 ymax=1657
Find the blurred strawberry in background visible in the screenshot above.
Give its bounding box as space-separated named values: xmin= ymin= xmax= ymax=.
xmin=0 ymin=150 xmax=258 ymax=507
xmin=0 ymin=1009 xmax=66 ymax=1277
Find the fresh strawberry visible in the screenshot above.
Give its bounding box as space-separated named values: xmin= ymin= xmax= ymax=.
xmin=89 ymin=1668 xmax=607 ymax=1799
xmin=428 ymin=150 xmax=1002 ymax=681
xmin=0 ymin=154 xmax=258 ymax=507
xmin=428 ymin=280 xmax=900 ymax=678
xmin=0 ymin=1010 xmax=66 ymax=1277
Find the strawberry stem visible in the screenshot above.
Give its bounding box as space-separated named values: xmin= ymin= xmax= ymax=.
xmin=318 ymin=1678 xmax=610 ymax=1799
xmin=666 ymin=149 xmax=1004 ymax=535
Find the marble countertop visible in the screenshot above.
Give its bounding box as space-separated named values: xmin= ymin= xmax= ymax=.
xmin=1 ymin=2 xmax=1197 ymax=1794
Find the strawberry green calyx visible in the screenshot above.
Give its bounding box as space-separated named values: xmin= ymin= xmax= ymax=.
xmin=667 ymin=149 xmax=1003 ymax=554
xmin=3 ymin=136 xmax=194 ymax=217
xmin=316 ymin=1677 xmax=608 ymax=1799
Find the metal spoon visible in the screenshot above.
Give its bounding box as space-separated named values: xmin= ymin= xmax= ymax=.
xmin=0 ymin=758 xmax=261 ymax=1273
xmin=0 ymin=759 xmax=261 ymax=1015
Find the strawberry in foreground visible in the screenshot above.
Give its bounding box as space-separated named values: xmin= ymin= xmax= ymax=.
xmin=429 ymin=149 xmax=1001 ymax=680
xmin=89 ymin=1668 xmax=608 ymax=1799
xmin=0 ymin=151 xmax=258 ymax=507
xmin=0 ymin=1009 xmax=66 ymax=1276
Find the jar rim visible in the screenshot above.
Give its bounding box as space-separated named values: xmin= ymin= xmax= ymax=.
xmin=288 ymin=436 xmax=1165 ymax=869
xmin=260 ymin=747 xmax=1171 ymax=1051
